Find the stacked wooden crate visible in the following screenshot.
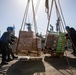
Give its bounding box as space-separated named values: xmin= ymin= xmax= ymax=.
xmin=17 ymin=31 xmax=33 ymax=50
xmin=19 ymin=31 xmax=34 ymax=38
xmin=45 ymin=32 xmax=66 ymax=57
xmin=56 ymin=32 xmax=66 ymax=53
xmin=15 ymin=31 xmax=41 ymax=55
xmin=46 ymin=33 xmax=58 ymax=51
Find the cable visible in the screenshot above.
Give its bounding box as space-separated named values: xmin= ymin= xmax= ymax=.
xmin=31 ymin=0 xmax=41 ymax=33
xmin=57 ymin=0 xmax=73 ymax=74
xmin=58 ymin=0 xmax=66 ymax=28
xmin=54 ymin=0 xmax=65 ymax=32
xmin=31 ymin=0 xmax=38 ymax=35
xmin=23 ymin=0 xmax=30 ymax=30
xmin=35 ymin=0 xmax=41 ymax=14
xmin=16 ymin=0 xmax=30 ymax=54
xmin=45 ymin=0 xmax=54 ymax=46
xmin=20 ymin=0 xmax=30 ymax=31
xmin=45 ymin=0 xmax=74 ymax=74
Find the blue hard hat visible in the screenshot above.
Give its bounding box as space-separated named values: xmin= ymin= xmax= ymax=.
xmin=65 ymin=26 xmax=70 ymax=29
xmin=7 ymin=27 xmax=14 ymax=31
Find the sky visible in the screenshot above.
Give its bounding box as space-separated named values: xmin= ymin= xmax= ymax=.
xmin=0 ymin=0 xmax=76 ymax=37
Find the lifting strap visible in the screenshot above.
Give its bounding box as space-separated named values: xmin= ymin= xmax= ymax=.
xmin=45 ymin=0 xmax=49 ymax=20
xmin=55 ymin=0 xmax=64 ymax=32
xmin=35 ymin=0 xmax=41 ymax=15
xmin=45 ymin=0 xmax=54 ymax=46
xmin=45 ymin=0 xmax=73 ymax=74
xmin=31 ymin=0 xmax=39 ymax=55
xmin=58 ymin=1 xmax=76 ymax=74
xmin=21 ymin=0 xmax=30 ymax=31
xmin=31 ymin=0 xmax=38 ymax=35
xmin=16 ymin=0 xmax=30 ymax=54
xmin=16 ymin=0 xmax=39 ymax=56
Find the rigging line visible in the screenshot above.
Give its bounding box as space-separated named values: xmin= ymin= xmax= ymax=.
xmin=31 ymin=0 xmax=38 ymax=35
xmin=16 ymin=0 xmax=30 ymax=54
xmin=55 ymin=1 xmax=62 ymax=32
xmin=58 ymin=0 xmax=76 ymax=51
xmin=55 ymin=1 xmax=65 ymax=32
xmin=27 ymin=11 xmax=30 ymax=23
xmin=57 ymin=0 xmax=73 ymax=74
xmin=20 ymin=0 xmax=30 ymax=31
xmin=45 ymin=0 xmax=54 ymax=46
xmin=23 ymin=0 xmax=30 ymax=31
xmin=31 ymin=0 xmax=39 ymax=56
xmin=56 ymin=4 xmax=63 ymax=32
xmin=54 ymin=0 xmax=65 ymax=32
xmin=37 ymin=27 xmax=46 ymax=32
xmin=56 ymin=1 xmax=65 ymax=32
xmin=32 ymin=26 xmax=46 ymax=32
xmin=35 ymin=0 xmax=41 ymax=14
xmin=58 ymin=0 xmax=66 ymax=31
xmin=64 ymin=51 xmax=74 ymax=75
xmin=45 ymin=0 xmax=49 ymax=20
xmin=24 ymin=0 xmax=41 ymax=32
xmin=31 ymin=0 xmax=41 ymax=32
xmin=58 ymin=0 xmax=76 ymax=53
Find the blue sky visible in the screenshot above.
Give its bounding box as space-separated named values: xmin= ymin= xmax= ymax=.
xmin=0 ymin=0 xmax=76 ymax=37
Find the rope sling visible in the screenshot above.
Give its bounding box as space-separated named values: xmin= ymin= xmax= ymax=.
xmin=15 ymin=0 xmax=75 ymax=74
xmin=45 ymin=0 xmax=74 ymax=74
xmin=16 ymin=0 xmax=41 ymax=56
xmin=16 ymin=0 xmax=30 ymax=54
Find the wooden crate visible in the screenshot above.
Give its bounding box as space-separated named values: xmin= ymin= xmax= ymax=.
xmin=45 ymin=33 xmax=58 ymax=50
xmin=15 ymin=37 xmax=42 ymax=56
xmin=19 ymin=31 xmax=34 ymax=38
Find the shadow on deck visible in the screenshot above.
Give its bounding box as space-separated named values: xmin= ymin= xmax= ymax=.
xmin=44 ymin=56 xmax=76 ymax=75
xmin=44 ymin=56 xmax=76 ymax=70
xmin=6 ymin=58 xmax=45 ymax=75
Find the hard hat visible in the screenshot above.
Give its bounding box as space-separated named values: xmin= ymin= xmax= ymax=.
xmin=65 ymin=26 xmax=70 ymax=29
xmin=7 ymin=27 xmax=14 ymax=31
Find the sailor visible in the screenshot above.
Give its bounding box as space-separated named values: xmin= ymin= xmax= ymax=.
xmin=65 ymin=26 xmax=76 ymax=55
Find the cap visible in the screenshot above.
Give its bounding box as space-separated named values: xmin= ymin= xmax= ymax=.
xmin=7 ymin=27 xmax=14 ymax=31
xmin=65 ymin=26 xmax=70 ymax=29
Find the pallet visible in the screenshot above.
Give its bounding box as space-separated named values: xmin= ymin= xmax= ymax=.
xmin=18 ymin=49 xmax=41 ymax=57
xmin=43 ymin=48 xmax=64 ymax=58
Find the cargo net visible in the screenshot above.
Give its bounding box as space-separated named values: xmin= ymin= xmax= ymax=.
xmin=44 ymin=32 xmax=66 ymax=57
xmin=15 ymin=31 xmax=41 ymax=56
